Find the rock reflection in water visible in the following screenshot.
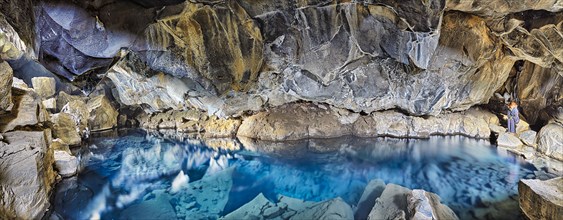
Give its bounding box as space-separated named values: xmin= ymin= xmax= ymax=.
xmin=53 ymin=129 xmax=538 ymax=220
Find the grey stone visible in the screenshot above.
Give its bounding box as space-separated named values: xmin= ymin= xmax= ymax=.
xmin=0 ymin=131 xmax=56 ymax=219
xmin=355 ymin=179 xmax=386 ymax=220
xmin=407 ymin=189 xmax=459 ymax=220
xmin=221 ymin=193 xmax=275 ymax=220
xmin=519 ymin=130 xmax=537 ymax=147
xmin=31 ymin=77 xmax=56 ymax=98
xmin=53 ymin=150 xmax=78 ymax=177
xmin=367 ymin=184 xmax=411 ymax=220
xmin=537 ymin=123 xmax=563 ymax=161
xmin=497 ymin=132 xmax=523 ymax=149
xmin=61 ymin=99 xmax=89 ymax=135
xmin=290 ymin=197 xmax=354 ymax=220
xmin=519 ymin=177 xmax=563 ymax=220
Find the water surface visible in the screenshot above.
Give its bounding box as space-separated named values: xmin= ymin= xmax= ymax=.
xmin=53 ymin=129 xmax=540 ymax=219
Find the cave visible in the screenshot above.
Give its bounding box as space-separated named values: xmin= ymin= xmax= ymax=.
xmin=0 ymin=0 xmax=562 ymax=219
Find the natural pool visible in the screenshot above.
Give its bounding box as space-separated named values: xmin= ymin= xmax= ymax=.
xmin=52 ymin=129 xmax=541 ymax=220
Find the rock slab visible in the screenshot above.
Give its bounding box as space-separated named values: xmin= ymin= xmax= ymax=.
xmin=0 ymin=61 xmax=12 ymax=111
xmin=54 ymin=150 xmax=78 ymax=177
xmin=519 ymin=177 xmax=563 ymax=220
xmin=0 ymin=131 xmax=56 ymax=219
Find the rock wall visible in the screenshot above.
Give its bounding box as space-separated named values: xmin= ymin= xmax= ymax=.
xmin=1 ymin=0 xmax=557 ymax=121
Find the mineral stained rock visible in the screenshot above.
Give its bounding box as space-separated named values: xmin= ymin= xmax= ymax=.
xmin=0 ymin=131 xmax=56 ymax=219
xmin=31 ymin=77 xmax=56 ymax=98
xmin=519 ymin=177 xmax=563 ymax=220
xmin=0 ymin=61 xmax=12 ymax=112
xmin=50 ymin=112 xmax=82 ymax=146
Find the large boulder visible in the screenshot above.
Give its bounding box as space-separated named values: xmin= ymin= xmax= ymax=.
xmin=537 ymin=123 xmax=563 ymax=161
xmin=519 ymin=177 xmax=563 ymax=220
xmin=86 ymin=95 xmax=118 ymax=131
xmin=355 ymin=179 xmax=386 ymax=220
xmin=0 ymin=131 xmax=56 ymax=219
xmin=368 ymin=184 xmax=411 ymax=220
xmin=0 ymin=61 xmax=12 ymax=112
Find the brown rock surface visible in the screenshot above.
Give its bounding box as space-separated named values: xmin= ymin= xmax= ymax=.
xmin=519 ymin=177 xmax=563 ymax=220
xmin=86 ymin=95 xmax=118 ymax=131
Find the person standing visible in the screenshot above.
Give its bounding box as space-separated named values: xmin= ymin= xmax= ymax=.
xmin=507 ymin=101 xmax=519 ymax=133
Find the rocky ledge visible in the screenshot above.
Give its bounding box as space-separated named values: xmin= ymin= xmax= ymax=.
xmin=519 ymin=177 xmax=563 ymax=220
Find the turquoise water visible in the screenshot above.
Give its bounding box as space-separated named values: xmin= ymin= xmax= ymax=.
xmin=52 ymin=129 xmax=539 ymax=219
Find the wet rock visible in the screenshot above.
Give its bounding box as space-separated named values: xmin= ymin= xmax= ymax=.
xmin=407 ymin=189 xmax=459 ymax=220
xmin=0 ymin=131 xmax=56 ymax=219
xmin=31 ymin=77 xmax=56 ymax=98
xmin=0 ymin=61 xmax=13 ymax=112
xmin=0 ymin=90 xmax=46 ymax=132
xmin=519 ymin=177 xmax=563 ymax=220
xmin=86 ymin=95 xmax=118 ymax=131
xmin=355 ymin=179 xmax=386 ymax=220
xmin=519 ymin=130 xmax=537 ymax=147
xmin=50 ymin=113 xmax=81 ymax=146
xmin=53 ymin=150 xmax=78 ymax=177
xmin=367 ymin=184 xmax=411 ymax=220
xmin=496 ymin=132 xmax=523 ymax=148
xmin=173 ymin=167 xmax=234 ymax=219
xmin=537 ymin=123 xmax=563 ymax=161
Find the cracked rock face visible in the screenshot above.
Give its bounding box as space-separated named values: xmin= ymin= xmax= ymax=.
xmin=4 ymin=0 xmax=558 ymax=120
xmin=0 ymin=131 xmax=56 ymax=219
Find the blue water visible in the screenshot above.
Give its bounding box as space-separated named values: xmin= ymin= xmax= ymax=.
xmin=52 ymin=129 xmax=540 ymax=219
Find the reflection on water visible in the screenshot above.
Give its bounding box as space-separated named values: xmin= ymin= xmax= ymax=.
xmin=53 ymin=129 xmax=539 ymax=219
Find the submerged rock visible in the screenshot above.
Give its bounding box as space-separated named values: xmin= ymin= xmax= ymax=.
xmin=292 ymin=197 xmax=354 ymax=220
xmin=519 ymin=177 xmax=563 ymax=220
xmin=537 ymin=123 xmax=563 ymax=161
xmin=173 ymin=167 xmax=234 ymax=219
xmin=120 ymin=192 xmax=176 ymax=220
xmin=0 ymin=131 xmax=56 ymax=219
